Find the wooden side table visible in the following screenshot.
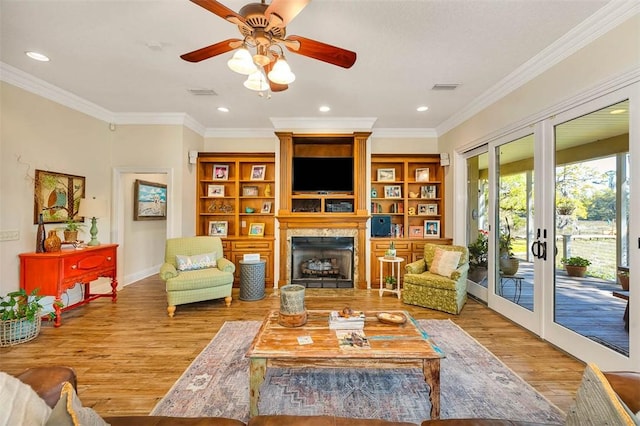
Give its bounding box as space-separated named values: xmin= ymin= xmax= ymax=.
xmin=19 ymin=244 xmax=118 ymax=327
xmin=378 ymin=256 xmax=404 ymax=299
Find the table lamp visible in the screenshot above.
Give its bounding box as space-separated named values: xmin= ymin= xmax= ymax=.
xmin=77 ymin=197 xmax=107 ymax=246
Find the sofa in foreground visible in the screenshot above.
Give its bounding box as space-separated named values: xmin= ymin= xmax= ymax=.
xmin=3 ymin=364 xmax=639 ymax=426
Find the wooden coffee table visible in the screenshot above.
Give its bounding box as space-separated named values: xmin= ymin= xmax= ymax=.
xmin=247 ymin=309 xmax=444 ymax=419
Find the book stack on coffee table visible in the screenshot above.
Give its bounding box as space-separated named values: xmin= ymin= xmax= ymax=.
xmin=328 ymin=310 xmax=365 ymax=330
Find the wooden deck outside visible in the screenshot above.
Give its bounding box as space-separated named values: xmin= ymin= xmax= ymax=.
xmin=479 ymin=261 xmax=629 ymax=355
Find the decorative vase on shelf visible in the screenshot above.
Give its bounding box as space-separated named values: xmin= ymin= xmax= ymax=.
xmin=35 ymin=213 xmax=46 ymax=253
xmin=44 ymin=230 xmax=62 ymax=253
xmin=264 ymin=183 xmax=272 ymax=197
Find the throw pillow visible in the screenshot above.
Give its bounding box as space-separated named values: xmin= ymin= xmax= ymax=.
xmin=429 ymin=248 xmax=462 ymax=278
xmin=176 ymin=252 xmax=217 ymax=271
xmin=566 ymin=363 xmax=638 ymax=426
xmin=46 ymin=382 xmax=108 ymax=426
xmin=0 ymin=371 xmax=52 ymax=426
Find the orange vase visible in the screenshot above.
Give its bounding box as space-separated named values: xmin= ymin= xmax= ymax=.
xmin=44 ymin=230 xmax=62 ymax=252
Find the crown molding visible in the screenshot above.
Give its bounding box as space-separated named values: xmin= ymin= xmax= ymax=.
xmin=270 ymin=117 xmax=377 ymax=132
xmin=371 ymin=128 xmax=437 ymax=138
xmin=1 ymin=62 xmax=114 ymax=123
xmin=112 ymin=112 xmax=205 ymax=135
xmin=436 ymin=0 xmax=640 ymax=136
xmin=204 ymin=128 xmax=277 ymax=139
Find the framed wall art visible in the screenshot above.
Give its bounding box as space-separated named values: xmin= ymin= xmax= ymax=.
xmin=213 ymin=164 xmax=229 ymax=180
xmin=208 ymin=220 xmax=228 ymax=237
xmin=207 ymin=184 xmax=225 ymax=197
xmin=424 ymin=220 xmax=440 ymax=238
xmin=248 ymin=222 xmax=265 ymax=237
xmin=34 ymin=169 xmax=86 ymax=224
xmin=134 ymin=179 xmax=167 ymax=221
xmin=377 ymin=168 xmax=395 ymax=182
xmin=250 ymin=165 xmax=266 ymax=180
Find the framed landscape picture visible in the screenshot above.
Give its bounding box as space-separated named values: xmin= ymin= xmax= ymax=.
xmin=377 ymin=168 xmax=395 ymax=182
xmin=208 ymin=221 xmax=228 ymax=237
xmin=134 ymin=179 xmax=167 ymax=221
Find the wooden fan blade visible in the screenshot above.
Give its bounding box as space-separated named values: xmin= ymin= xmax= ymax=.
xmin=264 ymin=61 xmax=288 ymax=92
xmin=284 ymin=35 xmax=356 ymax=69
xmin=180 ymin=39 xmax=242 ymax=63
xmin=265 ymin=0 xmax=310 ymax=27
xmin=189 ymin=0 xmax=246 ymax=23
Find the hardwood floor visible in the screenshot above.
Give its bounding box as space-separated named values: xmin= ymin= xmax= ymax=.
xmin=0 ymin=275 xmax=586 ymax=417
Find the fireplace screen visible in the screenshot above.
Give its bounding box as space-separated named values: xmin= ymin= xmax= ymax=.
xmin=291 ymin=237 xmax=354 ymax=288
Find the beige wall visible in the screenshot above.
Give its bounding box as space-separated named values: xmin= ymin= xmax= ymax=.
xmin=438 ymin=15 xmax=640 ymax=239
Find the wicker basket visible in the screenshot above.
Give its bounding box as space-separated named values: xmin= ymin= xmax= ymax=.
xmin=0 ymin=314 xmax=41 ymax=347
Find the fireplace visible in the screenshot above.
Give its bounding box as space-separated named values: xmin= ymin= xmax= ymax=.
xmin=291 ymin=237 xmax=354 ymax=288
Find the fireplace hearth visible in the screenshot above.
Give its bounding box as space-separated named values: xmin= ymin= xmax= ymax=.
xmin=291 ymin=237 xmax=354 ymax=288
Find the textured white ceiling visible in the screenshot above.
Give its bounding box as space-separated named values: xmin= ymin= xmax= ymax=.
xmin=0 ymin=0 xmax=616 ymax=133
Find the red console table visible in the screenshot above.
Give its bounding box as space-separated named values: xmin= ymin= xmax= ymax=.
xmin=19 ymin=244 xmax=118 ymax=327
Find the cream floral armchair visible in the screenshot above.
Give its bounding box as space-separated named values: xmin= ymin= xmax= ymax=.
xmin=159 ymin=236 xmax=235 ymax=317
xmin=402 ymin=243 xmax=469 ymax=314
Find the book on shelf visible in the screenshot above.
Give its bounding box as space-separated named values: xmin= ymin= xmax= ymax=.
xmin=329 ymin=310 xmax=365 ymax=330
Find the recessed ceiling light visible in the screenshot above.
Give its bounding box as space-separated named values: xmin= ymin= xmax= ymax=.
xmin=417 ymin=106 xmax=429 ymax=112
xmin=319 ymin=106 xmax=331 ymax=112
xmin=217 ymin=107 xmax=229 ymax=112
xmin=25 ymin=51 xmax=50 ymax=62
xmin=610 ymin=109 xmax=626 ymax=115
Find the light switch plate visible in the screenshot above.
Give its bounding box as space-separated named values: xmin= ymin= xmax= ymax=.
xmin=0 ymin=230 xmax=19 ymax=241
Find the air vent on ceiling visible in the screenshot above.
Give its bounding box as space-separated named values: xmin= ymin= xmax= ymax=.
xmin=432 ymin=84 xmax=460 ymax=91
xmin=188 ymin=89 xmax=218 ymax=96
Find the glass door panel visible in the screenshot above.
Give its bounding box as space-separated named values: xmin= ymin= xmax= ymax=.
xmin=495 ymin=134 xmax=534 ymax=311
xmin=466 ymin=150 xmax=489 ymax=301
xmin=552 ymin=100 xmax=629 ymax=357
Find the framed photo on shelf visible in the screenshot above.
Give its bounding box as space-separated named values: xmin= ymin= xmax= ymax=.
xmin=213 ymin=164 xmax=229 ymax=180
xmin=415 ymin=168 xmax=430 ymax=182
xmin=207 ymin=184 xmax=225 ymax=197
xmin=251 ymin=165 xmax=266 ymax=180
xmin=409 ymin=225 xmax=424 ymax=239
xmin=248 ymin=222 xmax=265 ymax=237
xmin=417 ymin=204 xmax=429 ymax=215
xmin=208 ymin=220 xmax=228 ymax=237
xmin=424 ymin=220 xmax=440 ymax=238
xmin=426 ymin=203 xmax=438 ymax=215
xmin=384 ymin=185 xmax=402 ymax=199
xmin=261 ymin=201 xmax=272 ymax=213
xmin=243 ymin=185 xmax=259 ymax=196
xmin=377 ymin=168 xmax=395 ymax=182
xmin=421 ymin=185 xmax=437 ymax=199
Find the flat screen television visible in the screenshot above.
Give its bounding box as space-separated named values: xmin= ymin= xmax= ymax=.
xmin=292 ymin=157 xmax=354 ymax=193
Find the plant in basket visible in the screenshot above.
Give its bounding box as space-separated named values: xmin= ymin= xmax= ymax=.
xmin=0 ymin=288 xmax=58 ymax=346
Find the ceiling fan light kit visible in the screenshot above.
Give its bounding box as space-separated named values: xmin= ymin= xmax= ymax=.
xmin=181 ymin=0 xmax=356 ymax=94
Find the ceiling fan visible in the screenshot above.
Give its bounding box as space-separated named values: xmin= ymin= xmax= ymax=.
xmin=180 ymin=0 xmax=357 ymax=92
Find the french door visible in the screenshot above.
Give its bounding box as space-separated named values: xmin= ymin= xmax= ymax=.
xmin=467 ymin=84 xmax=637 ymax=370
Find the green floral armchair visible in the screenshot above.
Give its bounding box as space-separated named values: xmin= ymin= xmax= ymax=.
xmin=159 ymin=236 xmax=235 ymax=317
xmin=402 ymin=243 xmax=469 ymax=314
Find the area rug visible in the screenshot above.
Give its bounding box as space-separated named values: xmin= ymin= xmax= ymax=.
xmin=152 ymin=320 xmax=565 ymax=424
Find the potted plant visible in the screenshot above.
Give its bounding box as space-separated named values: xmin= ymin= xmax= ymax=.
xmin=385 ymin=241 xmax=396 ymax=259
xmin=468 ymin=231 xmax=488 ymax=283
xmin=384 ymin=275 xmax=397 ymax=290
xmin=59 ymin=218 xmax=86 ymax=242
xmin=499 ymin=217 xmax=519 ymax=275
xmin=561 ymin=256 xmax=591 ymax=278
xmin=617 ymin=267 xmax=629 ymax=291
xmin=0 ymin=288 xmax=55 ymax=347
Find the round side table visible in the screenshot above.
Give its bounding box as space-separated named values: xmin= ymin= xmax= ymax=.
xmin=239 ymin=259 xmax=266 ymax=301
xmin=378 ymin=256 xmax=405 ymax=299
